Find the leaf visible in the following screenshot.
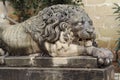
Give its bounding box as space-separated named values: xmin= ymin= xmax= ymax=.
xmin=13 ymin=12 xmax=18 ymax=15
xmin=113 ymin=7 xmax=118 ymax=9
xmin=114 ymin=3 xmax=120 ymax=7
xmin=115 ymin=16 xmax=120 ymax=20
xmin=114 ymin=10 xmax=120 ymax=14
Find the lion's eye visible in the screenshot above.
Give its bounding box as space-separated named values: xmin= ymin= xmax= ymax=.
xmin=72 ymin=21 xmax=82 ymax=26
xmin=89 ymin=21 xmax=93 ymax=25
xmin=81 ymin=21 xmax=85 ymax=24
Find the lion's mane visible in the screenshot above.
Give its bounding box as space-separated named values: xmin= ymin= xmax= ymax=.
xmin=24 ymin=5 xmax=88 ymax=43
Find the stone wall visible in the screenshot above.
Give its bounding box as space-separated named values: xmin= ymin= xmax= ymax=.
xmin=83 ymin=0 xmax=120 ymax=51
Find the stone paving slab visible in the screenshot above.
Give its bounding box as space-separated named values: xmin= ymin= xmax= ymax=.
xmin=115 ymin=73 xmax=120 ymax=80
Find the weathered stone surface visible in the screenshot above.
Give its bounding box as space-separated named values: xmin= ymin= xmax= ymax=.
xmin=5 ymin=56 xmax=31 ymax=66
xmin=0 ymin=65 xmax=114 ymax=80
xmin=86 ymin=0 xmax=105 ymax=4
xmin=4 ymin=56 xmax=97 ymax=68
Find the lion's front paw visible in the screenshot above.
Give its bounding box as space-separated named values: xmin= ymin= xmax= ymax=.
xmin=92 ymin=48 xmax=113 ymax=67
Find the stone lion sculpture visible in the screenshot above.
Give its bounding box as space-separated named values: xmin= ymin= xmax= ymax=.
xmin=0 ymin=5 xmax=113 ymax=66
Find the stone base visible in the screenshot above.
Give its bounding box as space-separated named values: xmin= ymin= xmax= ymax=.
xmin=0 ymin=65 xmax=114 ymax=80
xmin=3 ymin=56 xmax=97 ymax=68
xmin=0 ymin=56 xmax=114 ymax=80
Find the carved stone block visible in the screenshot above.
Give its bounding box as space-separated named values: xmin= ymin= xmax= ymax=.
xmin=34 ymin=56 xmax=97 ymax=68
xmin=5 ymin=56 xmax=31 ymax=67
xmin=0 ymin=65 xmax=114 ymax=80
xmin=4 ymin=56 xmax=97 ymax=68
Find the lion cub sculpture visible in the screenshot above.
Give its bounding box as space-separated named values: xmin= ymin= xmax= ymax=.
xmin=0 ymin=5 xmax=113 ymax=66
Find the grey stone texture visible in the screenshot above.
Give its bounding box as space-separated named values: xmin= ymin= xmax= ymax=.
xmin=4 ymin=56 xmax=97 ymax=68
xmin=0 ymin=65 xmax=114 ymax=80
xmin=0 ymin=56 xmax=114 ymax=80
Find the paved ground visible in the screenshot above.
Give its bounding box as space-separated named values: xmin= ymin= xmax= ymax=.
xmin=115 ymin=73 xmax=120 ymax=80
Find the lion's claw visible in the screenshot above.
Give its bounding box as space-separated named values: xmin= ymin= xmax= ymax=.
xmin=92 ymin=48 xmax=113 ymax=67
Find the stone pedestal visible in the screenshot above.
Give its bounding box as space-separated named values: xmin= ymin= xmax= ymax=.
xmin=0 ymin=56 xmax=114 ymax=80
xmin=4 ymin=56 xmax=97 ymax=68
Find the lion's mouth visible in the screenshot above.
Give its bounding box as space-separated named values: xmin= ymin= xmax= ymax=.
xmin=73 ymin=32 xmax=96 ymax=46
xmin=77 ymin=32 xmax=96 ymax=41
xmin=79 ymin=38 xmax=92 ymax=41
xmin=78 ymin=38 xmax=93 ymax=46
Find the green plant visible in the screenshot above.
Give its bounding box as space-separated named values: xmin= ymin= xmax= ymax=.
xmin=113 ymin=3 xmax=120 ymax=22
xmin=113 ymin=3 xmax=120 ymax=62
xmin=3 ymin=0 xmax=83 ymax=22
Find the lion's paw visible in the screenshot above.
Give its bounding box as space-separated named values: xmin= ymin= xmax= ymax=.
xmin=92 ymin=48 xmax=113 ymax=67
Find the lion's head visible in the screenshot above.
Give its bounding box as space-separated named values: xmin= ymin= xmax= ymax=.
xmin=26 ymin=5 xmax=96 ymax=44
